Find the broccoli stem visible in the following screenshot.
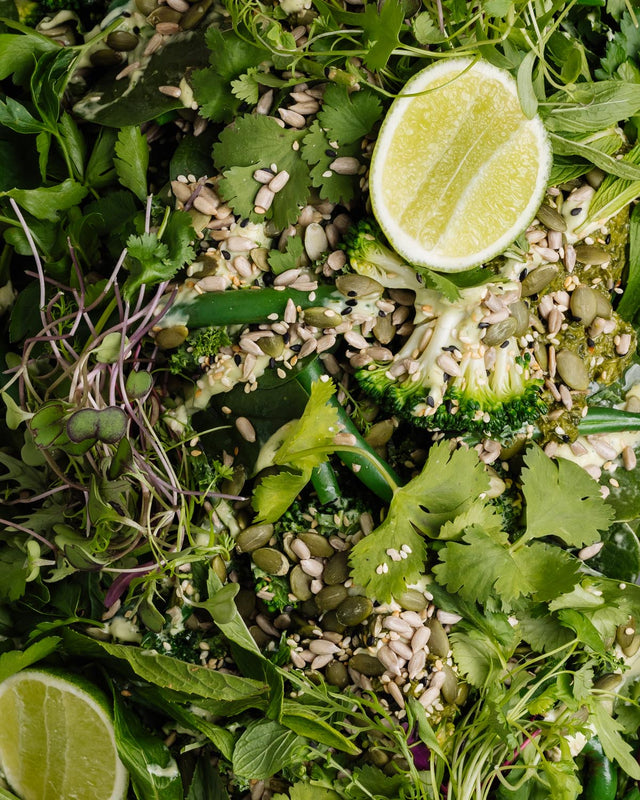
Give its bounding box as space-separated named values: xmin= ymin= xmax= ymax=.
xmin=297 ymin=360 xmax=401 ymax=502
xmin=578 ymin=407 xmax=640 ymax=435
xmin=166 ymin=285 xmax=340 ymax=328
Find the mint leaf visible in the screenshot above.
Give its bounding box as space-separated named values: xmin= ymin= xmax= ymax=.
xmin=232 ymin=719 xmax=302 ymax=780
xmin=317 ymin=85 xmax=383 ymax=146
xmin=521 ymin=446 xmax=615 ymax=547
xmin=114 ymin=126 xmax=148 ymax=203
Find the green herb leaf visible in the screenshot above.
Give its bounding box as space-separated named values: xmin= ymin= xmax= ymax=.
xmin=114 ymin=126 xmax=149 ymax=204
xmin=268 ymin=235 xmax=304 ymax=275
xmin=301 ymin=121 xmax=361 ymax=205
xmin=591 ymin=701 xmax=640 ymax=780
xmin=0 ymin=32 xmax=57 ymax=84
xmin=232 ymin=719 xmax=302 ymax=780
xmin=0 ymin=96 xmax=44 ymax=134
xmin=449 ymin=627 xmax=509 ymax=687
xmin=1 ymin=179 xmax=87 ymax=221
xmin=549 ymin=131 xmax=640 ymax=179
xmin=317 ymin=85 xmax=383 ymax=146
xmin=0 ymin=637 xmax=60 ymax=683
xmin=543 ymin=81 xmax=640 ymax=133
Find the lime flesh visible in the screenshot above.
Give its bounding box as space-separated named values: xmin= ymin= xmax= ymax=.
xmin=370 ymin=58 xmax=551 ymax=271
xmin=0 ymin=670 xmax=127 ymax=800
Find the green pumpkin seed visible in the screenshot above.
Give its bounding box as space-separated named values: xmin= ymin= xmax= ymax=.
xmin=302 ymin=306 xmax=343 ymax=328
xmin=482 ymin=316 xmax=518 ymax=347
xmin=373 ymin=314 xmax=396 ymax=345
xmin=595 ymin=292 xmax=613 ymax=319
xmin=439 ymin=664 xmax=458 ymax=704
xmin=221 ymin=464 xmax=246 ymax=496
xmin=569 ymin=285 xmax=598 ymax=325
xmin=147 ymin=7 xmax=182 ymax=24
xmin=533 ymin=341 xmax=548 ymax=371
xmin=349 ymin=652 xmax=385 ymax=676
xmin=336 ymin=274 xmax=384 ymax=299
xmin=556 ymin=349 xmax=590 ymax=391
xmin=426 ymin=619 xmax=450 ymax=657
xmin=395 ymin=588 xmax=427 ymax=612
xmin=509 ymin=301 xmax=530 ymax=336
xmin=623 ymin=634 xmax=640 ymax=657
xmin=323 ymin=551 xmax=350 ymax=585
xmin=365 ymin=419 xmax=395 ymax=448
xmin=236 ymin=523 xmax=273 ymax=553
xmin=368 ymin=748 xmax=390 ymax=768
xmin=521 ymin=264 xmax=558 ymax=296
xmin=290 ymin=564 xmax=312 ymax=601
xmin=257 ymin=335 xmax=284 ymax=358
xmin=316 ymin=584 xmax=348 ymax=612
xmin=90 ymin=49 xmax=123 ymax=67
xmin=298 ymin=532 xmax=335 ymax=558
xmin=181 ymin=0 xmax=212 ymax=29
xmin=336 ymin=595 xmax=373 ymax=626
xmin=252 ymin=547 xmax=289 ymax=576
xmin=135 ymin=0 xmax=158 ymax=12
xmin=574 ymin=245 xmax=610 ymax=265
xmin=106 ymin=31 xmax=140 ymax=51
xmin=155 ymin=325 xmax=189 ymax=350
xmin=300 ymin=598 xmax=320 ymax=618
xmin=536 ymin=204 xmax=567 ymax=232
xmin=250 ymin=625 xmax=271 ymax=648
xmin=454 ymin=683 xmax=469 ymax=705
xmin=320 ymin=610 xmax=346 ymax=633
xmin=616 ymin=619 xmax=636 ymax=649
xmin=211 ymin=555 xmax=227 ymax=584
xmin=325 ymin=661 xmax=349 ymax=688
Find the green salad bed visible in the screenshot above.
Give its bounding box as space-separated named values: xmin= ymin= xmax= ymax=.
xmin=4 ymin=0 xmax=640 ymax=798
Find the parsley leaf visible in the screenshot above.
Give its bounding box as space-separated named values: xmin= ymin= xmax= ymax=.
xmin=301 ymin=121 xmax=361 ymax=206
xmin=317 ymin=85 xmax=383 ymax=146
xmin=350 ymin=443 xmax=489 ymax=601
xmin=213 ymin=115 xmax=309 ymax=229
xmin=114 ymin=126 xmax=149 ymax=204
xmin=520 ymin=445 xmax=615 ymax=547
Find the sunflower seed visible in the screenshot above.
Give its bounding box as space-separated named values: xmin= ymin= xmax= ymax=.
xmin=159 ymin=85 xmax=182 ymax=98
xmin=623 ymin=446 xmax=637 ymax=471
xmin=383 ymin=617 xmax=414 ymax=638
xmin=407 ymin=650 xmax=426 ymax=679
xmin=156 ymin=22 xmax=180 ymax=35
xmin=299 ymin=558 xmax=324 ymax=577
xmin=274 ymin=269 xmax=302 ymax=287
xmin=586 ymin=435 xmax=617 ymax=461
xmin=377 ymin=645 xmax=401 ymax=675
xmin=254 ymin=186 xmax=274 ymax=213
xmin=400 ymin=611 xmax=424 ymax=628
xmin=278 ymin=108 xmax=306 ymax=128
xmin=311 ymin=653 xmax=334 ymax=671
xmin=330 ymin=157 xmax=360 ymax=175
xmin=269 ymin=170 xmax=290 ymax=193
xmin=309 ymin=639 xmax=340 ymax=655
xmin=290 ymin=538 xmax=311 ymax=561
xmin=305 ymin=222 xmax=328 ymax=261
xmin=578 ymin=541 xmax=604 ymax=561
xmin=418 ymin=686 xmax=440 ymax=709
xmin=290 ymin=649 xmax=306 ymax=669
xmin=256 ymin=90 xmax=274 ymax=115
xmin=389 ymin=640 xmax=413 ymax=660
xmin=226 ymin=236 xmax=256 ymax=252
xmin=253 ymin=169 xmax=274 ymax=184
xmin=436 ymin=353 xmax=462 ymax=377
xmin=411 ymin=626 xmax=431 ymax=652
xmin=616 ymin=333 xmax=632 ymax=356
xmin=559 ymin=384 xmax=573 ymax=410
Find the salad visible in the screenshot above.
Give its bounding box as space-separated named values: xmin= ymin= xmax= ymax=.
xmin=2 ymin=0 xmax=640 ymax=798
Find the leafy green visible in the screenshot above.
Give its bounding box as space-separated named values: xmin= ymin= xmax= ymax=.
xmin=316 ymin=85 xmax=383 ymax=146
xmin=232 ymin=719 xmax=302 ymax=780
xmin=114 ymin=126 xmax=149 ymax=204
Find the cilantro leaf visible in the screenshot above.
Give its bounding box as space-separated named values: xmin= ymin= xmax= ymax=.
xmin=205 ymin=28 xmax=266 ymax=82
xmin=231 ymin=69 xmax=261 ymax=106
xmin=521 ymin=446 xmax=615 ymax=547
xmin=449 ymin=628 xmax=509 ymax=687
xmin=124 ymin=210 xmax=195 ymax=299
xmin=317 ymin=85 xmax=383 ymax=146
xmin=350 ymin=442 xmax=489 ymax=601
xmin=114 ymin=126 xmax=149 ymax=204
xmin=252 ymin=378 xmax=340 ymax=523
xmin=213 ymin=115 xmax=309 ymax=229
xmin=301 ymin=121 xmax=361 ymax=205
xmin=591 ymin=701 xmax=640 ymax=780
xmin=268 ymin=235 xmax=304 ymax=275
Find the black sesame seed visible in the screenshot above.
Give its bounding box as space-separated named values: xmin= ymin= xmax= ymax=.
xmin=445 ymin=399 xmax=453 ymax=413
xmin=283 ymin=332 xmax=290 ymax=344
xmin=443 ymin=373 xmax=451 ymax=383
xmin=290 ymin=343 xmax=302 ymax=352
xmin=263 ymin=272 xmax=274 ymax=286
xmin=345 ymin=298 xmax=357 ymax=307
xmin=221 ymin=250 xmax=231 ymax=260
xmin=416 ymin=273 xmax=424 ymax=283
xmin=325 ymin=148 xmax=338 ymax=158
xmin=341 ymin=307 xmax=353 ymax=315
xmin=269 ymin=357 xmax=277 ymax=369
xmin=348 ymin=290 xmax=357 ymax=297
xmin=240 ymin=218 xmax=249 ymax=227
xmin=500 ymin=340 xmax=510 ymax=348
xmin=378 ymin=310 xmax=387 ymax=317
xmin=562 ymin=434 xmax=571 ymax=443
xmin=478 ymin=322 xmax=490 ymax=329
xmin=605 ymin=233 xmax=611 ymax=244
xmin=570 ymin=207 xmax=581 ymax=216
xmin=587 ymin=337 xmax=596 ymax=348
xmin=366 ymin=635 xmax=375 ymax=647
xmin=519 ymin=268 xmax=528 ymax=281
xmin=426 ymin=395 xmax=435 ymax=408
xmin=233 ymin=354 xmax=241 ymax=366
xmin=442 ymin=345 xmax=459 ymax=353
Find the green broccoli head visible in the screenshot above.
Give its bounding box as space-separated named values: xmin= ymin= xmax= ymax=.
xmin=343 ymin=220 xmax=423 ymax=290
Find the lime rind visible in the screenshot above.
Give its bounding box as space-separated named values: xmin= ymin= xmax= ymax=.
xmin=0 ymin=669 xmax=128 ymax=800
xmin=369 ymin=57 xmax=552 ymax=272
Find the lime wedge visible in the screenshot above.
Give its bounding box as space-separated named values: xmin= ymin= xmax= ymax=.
xmin=369 ymin=58 xmax=551 ymax=271
xmin=0 ymin=670 xmax=128 ymax=800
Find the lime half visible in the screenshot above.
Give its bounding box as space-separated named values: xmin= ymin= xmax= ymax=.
xmin=369 ymin=58 xmax=551 ymax=272
xmin=0 ymin=669 xmax=128 ymax=800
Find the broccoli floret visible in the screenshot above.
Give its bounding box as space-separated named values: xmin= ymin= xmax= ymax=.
xmin=168 ymin=327 xmax=231 ymax=375
xmin=22 ymin=0 xmax=110 ymax=26
xmin=345 ymin=227 xmax=547 ymax=440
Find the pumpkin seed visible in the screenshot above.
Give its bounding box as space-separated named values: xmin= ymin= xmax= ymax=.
xmin=298 ymin=532 xmax=335 ymax=558
xmin=574 ymin=244 xmax=610 ymax=265
xmin=623 ymin=634 xmax=640 ymax=658
xmin=594 ymin=672 xmax=623 ymax=691
xmin=252 ymin=547 xmax=290 ymax=576
xmin=236 ymin=523 xmax=273 ymax=553
xmin=365 ymin=419 xmax=395 ymax=448
xmin=396 ymin=588 xmax=427 ymax=611
xmin=368 ymin=749 xmax=390 ymax=768
xmin=90 ymin=49 xmax=123 ymax=67
xmin=257 ymin=335 xmax=284 ymax=358
xmin=349 ymin=652 xmax=385 ymax=676
xmin=569 ymin=285 xmax=598 ymax=325
xmin=211 ymin=555 xmax=227 ymax=584
xmin=373 ymin=314 xmax=396 ymax=344
xmin=290 ymin=564 xmax=312 ymax=601
xmin=320 ymin=610 xmax=347 ymax=633
xmin=234 ymin=588 xmax=256 ymax=619
xmin=335 ymin=274 xmax=384 ymax=299
xmin=439 ymin=664 xmax=459 ymax=704
xmin=556 ymin=350 xmax=590 ymax=391
xmin=521 ymin=264 xmax=558 ymax=296
xmin=533 ymin=341 xmax=548 ymax=371
xmin=325 ymin=661 xmax=349 ymax=688
xmin=455 ymin=683 xmax=469 ymax=705
xmin=426 ymin=619 xmax=450 ymax=657
xmin=181 ymin=0 xmax=212 ymax=29
xmin=323 ymin=552 xmax=350 ymax=585
xmin=106 ymin=31 xmax=139 ymax=51
xmin=249 ymin=625 xmax=271 ymax=648
xmin=302 ymin=306 xmax=343 ymax=328
xmin=147 ymin=6 xmax=182 ymax=24
xmin=155 ymin=325 xmax=189 ymax=350
xmin=509 ymin=300 xmax=530 ymax=336
xmin=482 ymin=316 xmax=518 ymax=347
xmin=594 ymin=292 xmax=613 ymax=319
xmin=336 ymin=595 xmax=373 ymax=626
xmin=536 ymin=204 xmax=567 ymax=232
xmin=316 ymin=584 xmax=348 ymax=612
xmin=135 ymin=0 xmax=157 ymax=11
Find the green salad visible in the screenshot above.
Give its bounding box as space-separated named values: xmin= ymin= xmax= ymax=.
xmin=3 ymin=0 xmax=640 ymax=798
